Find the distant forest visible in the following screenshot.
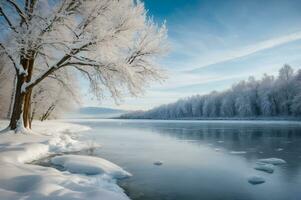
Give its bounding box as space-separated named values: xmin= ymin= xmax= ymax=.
xmin=122 ymin=65 xmax=301 ymax=119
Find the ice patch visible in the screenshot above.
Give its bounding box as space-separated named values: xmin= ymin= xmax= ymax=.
xmin=248 ymin=176 xmax=265 ymax=185
xmin=254 ymin=163 xmax=274 ymax=173
xmin=230 ymin=151 xmax=247 ymax=154
xmin=257 ymin=158 xmax=286 ymax=165
xmin=154 ymin=161 xmax=163 ymax=166
xmin=51 ymin=155 xmax=132 ymax=178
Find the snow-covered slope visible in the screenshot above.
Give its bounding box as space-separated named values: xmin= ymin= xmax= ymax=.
xmin=0 ymin=120 xmax=130 ymax=200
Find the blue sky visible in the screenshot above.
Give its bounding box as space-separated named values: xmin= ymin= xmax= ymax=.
xmin=83 ymin=0 xmax=301 ymax=110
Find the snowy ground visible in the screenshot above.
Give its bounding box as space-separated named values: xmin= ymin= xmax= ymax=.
xmin=0 ymin=120 xmax=131 ymax=200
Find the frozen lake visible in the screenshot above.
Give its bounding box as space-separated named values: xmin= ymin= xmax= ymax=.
xmin=72 ymin=119 xmax=301 ymax=200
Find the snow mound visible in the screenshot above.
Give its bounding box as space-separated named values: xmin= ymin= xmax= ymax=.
xmin=51 ymin=155 xmax=132 ymax=178
xmin=257 ymin=158 xmax=286 ymax=165
xmin=248 ymin=176 xmax=265 ymax=185
xmin=254 ymin=163 xmax=274 ymax=173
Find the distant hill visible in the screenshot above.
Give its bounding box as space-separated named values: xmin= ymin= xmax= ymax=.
xmin=66 ymin=107 xmax=126 ymax=119
xmin=78 ymin=107 xmax=124 ymax=115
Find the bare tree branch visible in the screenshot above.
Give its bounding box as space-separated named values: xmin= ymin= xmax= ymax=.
xmin=0 ymin=6 xmax=18 ymax=33
xmin=6 ymin=0 xmax=28 ymax=25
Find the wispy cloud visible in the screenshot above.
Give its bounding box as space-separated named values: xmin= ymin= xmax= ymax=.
xmin=186 ymin=31 xmax=301 ymax=72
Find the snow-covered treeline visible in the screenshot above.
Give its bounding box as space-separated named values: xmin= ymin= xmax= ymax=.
xmin=122 ymin=65 xmax=301 ymax=119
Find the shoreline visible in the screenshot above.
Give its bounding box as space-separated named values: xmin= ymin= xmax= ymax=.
xmin=0 ymin=120 xmax=131 ymax=200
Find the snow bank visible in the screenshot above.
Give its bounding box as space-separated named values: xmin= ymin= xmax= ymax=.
xmin=257 ymin=158 xmax=286 ymax=165
xmin=51 ymin=155 xmax=132 ymax=178
xmin=0 ymin=120 xmax=130 ymax=200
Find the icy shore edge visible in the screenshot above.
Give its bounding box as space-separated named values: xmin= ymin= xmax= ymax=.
xmin=0 ymin=120 xmax=130 ymax=200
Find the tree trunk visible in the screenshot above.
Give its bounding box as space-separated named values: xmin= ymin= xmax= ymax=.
xmin=8 ymin=75 xmax=25 ymax=130
xmin=9 ymin=55 xmax=34 ymax=131
xmin=23 ymin=89 xmax=32 ymax=129
xmin=21 ymin=56 xmax=35 ymax=129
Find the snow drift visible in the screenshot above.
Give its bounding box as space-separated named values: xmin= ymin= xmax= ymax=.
xmin=51 ymin=155 xmax=132 ymax=178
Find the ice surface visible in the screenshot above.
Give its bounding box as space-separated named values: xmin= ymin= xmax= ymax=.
xmin=51 ymin=155 xmax=132 ymax=178
xmin=230 ymin=151 xmax=247 ymax=154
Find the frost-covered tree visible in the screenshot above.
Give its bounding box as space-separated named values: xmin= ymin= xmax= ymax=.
xmin=291 ymin=69 xmax=301 ymax=115
xmin=276 ymin=64 xmax=296 ymax=115
xmin=190 ymin=95 xmax=203 ymax=117
xmin=220 ymin=91 xmax=236 ymax=117
xmin=30 ymin=69 xmax=79 ymax=123
xmin=202 ymin=91 xmax=221 ymax=117
xmin=246 ymin=76 xmax=261 ymax=116
xmin=0 ymin=52 xmax=80 ymax=123
xmin=0 ymin=56 xmax=14 ymax=119
xmin=258 ymin=74 xmax=275 ymax=116
xmin=0 ymin=0 xmax=167 ymax=131
xmin=233 ymin=81 xmax=253 ymax=117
